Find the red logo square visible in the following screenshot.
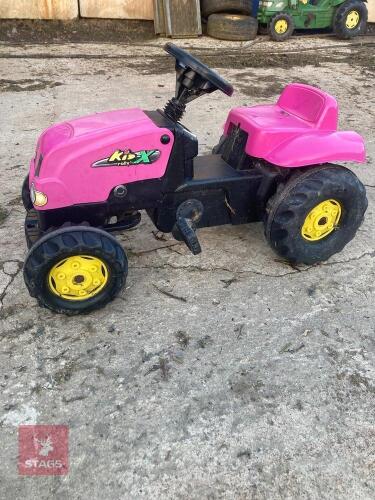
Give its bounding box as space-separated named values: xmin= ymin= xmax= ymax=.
xmin=18 ymin=425 xmax=69 ymax=476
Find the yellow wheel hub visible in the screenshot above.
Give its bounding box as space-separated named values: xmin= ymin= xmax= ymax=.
xmin=301 ymin=199 xmax=342 ymax=242
xmin=48 ymin=255 xmax=109 ymax=301
xmin=346 ymin=10 xmax=360 ymax=29
xmin=274 ymin=19 xmax=288 ymax=34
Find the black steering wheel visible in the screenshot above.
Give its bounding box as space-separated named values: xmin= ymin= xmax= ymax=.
xmin=164 ymin=43 xmax=234 ymax=97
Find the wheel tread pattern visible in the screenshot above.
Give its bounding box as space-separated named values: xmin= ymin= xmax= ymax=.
xmin=264 ymin=165 xmax=368 ymax=264
xmin=24 ymin=226 xmax=128 ymax=314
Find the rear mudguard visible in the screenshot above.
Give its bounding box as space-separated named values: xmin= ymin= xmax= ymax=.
xmin=266 ymin=131 xmax=366 ymax=168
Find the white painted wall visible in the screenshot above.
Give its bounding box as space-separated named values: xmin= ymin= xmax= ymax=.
xmin=368 ymin=0 xmax=375 ymax=22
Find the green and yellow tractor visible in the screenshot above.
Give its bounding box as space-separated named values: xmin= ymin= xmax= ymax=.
xmin=257 ymin=0 xmax=368 ymax=41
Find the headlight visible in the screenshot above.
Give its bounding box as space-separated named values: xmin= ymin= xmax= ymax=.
xmin=30 ymin=183 xmax=48 ymax=207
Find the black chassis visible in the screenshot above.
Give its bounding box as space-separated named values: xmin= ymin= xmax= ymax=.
xmin=29 ymin=109 xmax=290 ymax=245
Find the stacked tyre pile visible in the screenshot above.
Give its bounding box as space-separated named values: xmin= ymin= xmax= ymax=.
xmin=202 ymin=0 xmax=258 ymax=41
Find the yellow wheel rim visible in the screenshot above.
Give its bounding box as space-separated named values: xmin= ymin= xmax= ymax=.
xmin=274 ymin=19 xmax=288 ymax=34
xmin=346 ymin=10 xmax=360 ymax=29
xmin=48 ymin=255 xmax=109 ymax=301
xmin=301 ymin=199 xmax=342 ymax=242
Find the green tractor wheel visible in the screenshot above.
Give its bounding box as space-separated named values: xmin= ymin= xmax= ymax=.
xmin=333 ymin=0 xmax=368 ymax=39
xmin=269 ymin=13 xmax=295 ymax=42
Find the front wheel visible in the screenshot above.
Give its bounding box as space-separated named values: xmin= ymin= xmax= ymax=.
xmin=24 ymin=226 xmax=128 ymax=314
xmin=269 ymin=13 xmax=295 ymax=42
xmin=264 ymin=165 xmax=367 ymax=265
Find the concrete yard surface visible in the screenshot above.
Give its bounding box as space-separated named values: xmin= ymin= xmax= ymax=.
xmin=0 ymin=36 xmax=374 ymax=499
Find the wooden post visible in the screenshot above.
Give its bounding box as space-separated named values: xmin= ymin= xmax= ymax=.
xmin=79 ymin=0 xmax=154 ymax=20
xmin=154 ymin=0 xmax=166 ymax=35
xmin=0 ymin=0 xmax=78 ymax=19
xmin=163 ymin=0 xmax=202 ymax=37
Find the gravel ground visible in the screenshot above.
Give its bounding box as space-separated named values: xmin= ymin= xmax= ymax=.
xmin=0 ymin=35 xmax=374 ymax=499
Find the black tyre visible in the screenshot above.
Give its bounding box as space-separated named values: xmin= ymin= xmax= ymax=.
xmin=22 ymin=175 xmax=33 ymax=211
xmin=202 ymin=0 xmax=252 ymax=17
xmin=269 ymin=13 xmax=295 ymax=41
xmin=264 ymin=165 xmax=367 ymax=265
xmin=207 ymin=14 xmax=258 ymax=41
xmin=24 ymin=226 xmax=128 ymax=314
xmin=333 ymin=0 xmax=367 ymax=39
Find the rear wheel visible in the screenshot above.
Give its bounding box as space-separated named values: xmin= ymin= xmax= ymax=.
xmin=24 ymin=226 xmax=128 ymax=314
xmin=333 ymin=0 xmax=367 ymax=39
xmin=264 ymin=165 xmax=367 ymax=264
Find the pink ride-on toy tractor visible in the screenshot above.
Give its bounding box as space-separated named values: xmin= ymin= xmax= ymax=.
xmin=22 ymin=44 xmax=367 ymax=314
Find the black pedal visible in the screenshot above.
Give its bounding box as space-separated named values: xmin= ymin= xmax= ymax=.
xmin=174 ymin=217 xmax=201 ymax=255
xmin=172 ymin=199 xmax=204 ymax=255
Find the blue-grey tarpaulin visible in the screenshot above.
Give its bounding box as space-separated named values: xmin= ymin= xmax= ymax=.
xmin=253 ymin=0 xmax=260 ymax=16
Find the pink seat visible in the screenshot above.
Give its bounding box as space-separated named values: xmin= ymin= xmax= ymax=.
xmin=225 ymin=83 xmax=338 ymax=136
xmin=277 ymin=83 xmax=338 ymax=130
xmin=223 ymin=83 xmax=365 ymax=167
xmin=223 ymin=83 xmax=339 ymax=159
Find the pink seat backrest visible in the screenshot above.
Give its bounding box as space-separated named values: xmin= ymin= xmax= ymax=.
xmin=277 ymin=83 xmax=338 ymax=131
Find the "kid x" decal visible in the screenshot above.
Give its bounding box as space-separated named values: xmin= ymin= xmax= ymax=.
xmin=92 ymin=148 xmax=160 ymax=168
